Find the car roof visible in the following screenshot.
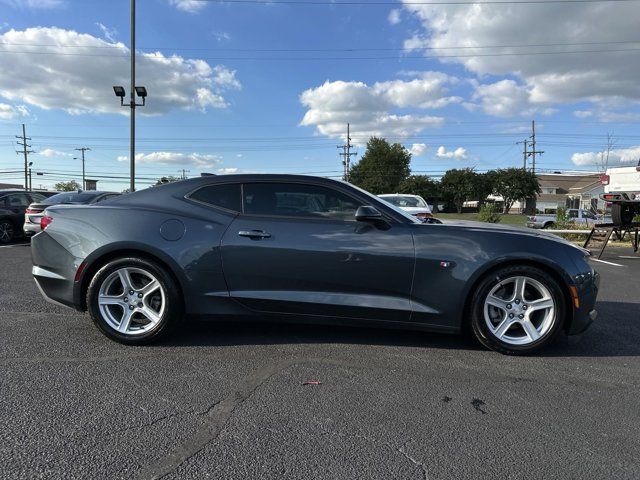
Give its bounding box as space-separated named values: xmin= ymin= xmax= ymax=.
xmin=378 ymin=193 xmax=420 ymax=198
xmin=0 ymin=189 xmax=28 ymax=194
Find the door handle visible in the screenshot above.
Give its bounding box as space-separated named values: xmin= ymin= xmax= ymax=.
xmin=238 ymin=230 xmax=271 ymax=239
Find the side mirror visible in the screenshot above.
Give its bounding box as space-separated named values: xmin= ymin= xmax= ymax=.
xmin=355 ymin=205 xmax=383 ymax=222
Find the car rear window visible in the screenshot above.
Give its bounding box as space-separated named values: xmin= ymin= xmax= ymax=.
xmin=189 ymin=183 xmax=242 ymax=212
xmin=45 ymin=192 xmax=100 ymax=204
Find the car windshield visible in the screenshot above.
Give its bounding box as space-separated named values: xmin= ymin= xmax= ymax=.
xmin=44 ymin=192 xmax=99 ymax=204
xmin=380 ymin=195 xmax=427 ymax=208
xmin=345 ymin=183 xmax=421 ymax=224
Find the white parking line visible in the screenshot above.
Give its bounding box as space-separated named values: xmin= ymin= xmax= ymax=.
xmin=618 ymin=256 xmax=640 ymax=260
xmin=590 ymin=258 xmax=624 ymax=267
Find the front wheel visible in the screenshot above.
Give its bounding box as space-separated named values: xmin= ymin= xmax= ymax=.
xmin=470 ymin=266 xmax=565 ymax=355
xmin=87 ymin=257 xmax=182 ymax=344
xmin=611 ymin=203 xmax=636 ymax=226
xmin=0 ymin=219 xmax=15 ymax=244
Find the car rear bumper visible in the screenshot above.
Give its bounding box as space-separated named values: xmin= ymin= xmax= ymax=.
xmin=23 ymin=221 xmax=41 ymax=236
xmin=567 ymin=271 xmax=600 ymax=336
xmin=31 ymin=232 xmax=81 ymax=310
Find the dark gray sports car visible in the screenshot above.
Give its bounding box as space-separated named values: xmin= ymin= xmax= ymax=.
xmin=31 ymin=174 xmax=599 ymax=354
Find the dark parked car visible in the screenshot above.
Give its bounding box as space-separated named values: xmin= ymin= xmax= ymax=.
xmin=31 ymin=175 xmax=599 ymax=354
xmin=0 ymin=189 xmax=56 ymax=243
xmin=24 ymin=190 xmax=120 ymax=236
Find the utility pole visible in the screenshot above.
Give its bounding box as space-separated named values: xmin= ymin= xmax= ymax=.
xmin=16 ymin=124 xmax=33 ymax=191
xmin=337 ymin=123 xmax=357 ymax=182
xmin=517 ymin=139 xmax=528 ymax=170
xmin=28 ymin=162 xmax=33 ymax=191
xmin=178 ymin=169 xmax=190 ymax=180
xmin=75 ymin=147 xmax=91 ymax=190
xmin=527 ymin=120 xmax=544 ymax=174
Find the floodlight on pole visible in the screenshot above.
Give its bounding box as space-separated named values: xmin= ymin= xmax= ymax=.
xmin=111 ymin=0 xmax=147 ymax=192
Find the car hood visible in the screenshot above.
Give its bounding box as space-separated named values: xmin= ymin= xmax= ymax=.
xmin=433 ymin=219 xmax=588 ymax=252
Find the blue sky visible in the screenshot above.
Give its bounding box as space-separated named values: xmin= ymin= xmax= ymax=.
xmin=1 ymin=0 xmax=640 ymax=191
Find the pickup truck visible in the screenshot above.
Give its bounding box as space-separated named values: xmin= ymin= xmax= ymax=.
xmin=526 ymin=209 xmax=604 ymax=229
xmin=600 ymin=165 xmax=640 ymax=225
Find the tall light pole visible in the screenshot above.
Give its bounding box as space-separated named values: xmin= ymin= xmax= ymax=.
xmin=113 ymin=0 xmax=146 ymax=192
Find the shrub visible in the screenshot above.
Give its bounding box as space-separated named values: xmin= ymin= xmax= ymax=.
xmin=478 ymin=203 xmax=502 ymax=223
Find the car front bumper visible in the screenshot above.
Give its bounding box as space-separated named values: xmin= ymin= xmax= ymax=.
xmin=567 ymin=270 xmax=600 ymax=336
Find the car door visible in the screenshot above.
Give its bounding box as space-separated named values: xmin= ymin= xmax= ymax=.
xmin=220 ymin=181 xmax=415 ymax=322
xmin=4 ymin=193 xmax=30 ymax=228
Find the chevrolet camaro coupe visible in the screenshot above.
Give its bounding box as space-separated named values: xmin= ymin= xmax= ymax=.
xmin=31 ymin=175 xmax=599 ymax=354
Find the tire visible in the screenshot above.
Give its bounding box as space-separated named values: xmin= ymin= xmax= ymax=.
xmin=87 ymin=257 xmax=182 ymax=345
xmin=470 ymin=265 xmax=565 ymax=355
xmin=611 ymin=203 xmax=635 ymax=226
xmin=543 ymin=222 xmax=555 ymax=229
xmin=0 ymin=219 xmax=15 ymax=244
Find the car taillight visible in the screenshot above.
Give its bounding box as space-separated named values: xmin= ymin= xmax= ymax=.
xmin=25 ymin=208 xmax=40 ymax=214
xmin=40 ymin=215 xmax=53 ymax=230
xmin=600 ymin=174 xmax=610 ymax=185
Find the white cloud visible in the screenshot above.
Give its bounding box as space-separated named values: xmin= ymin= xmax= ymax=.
xmin=218 ymin=167 xmax=239 ymax=174
xmin=0 ymin=27 xmax=241 ymax=116
xmin=117 ymin=152 xmax=223 ymax=168
xmin=168 ymin=0 xmax=206 ymax=13
xmin=409 ymin=143 xmax=428 ymax=156
xmin=1 ymin=0 xmax=64 ymax=8
xmin=37 ymin=148 xmax=70 ymax=158
xmin=0 ymin=103 xmax=28 ymax=120
xmin=401 ymin=1 xmax=640 ymax=110
xmin=436 ymin=146 xmax=468 ymax=160
xmin=470 ymin=79 xmax=555 ymax=118
xmin=299 ymin=74 xmax=454 ymax=144
xmin=573 ymin=110 xmax=593 ymax=119
xmin=212 ymin=31 xmax=231 ymax=42
xmin=571 ymin=146 xmax=640 ymax=166
xmin=95 ymin=22 xmax=117 ymax=43
xmin=388 ymin=9 xmax=402 ymax=25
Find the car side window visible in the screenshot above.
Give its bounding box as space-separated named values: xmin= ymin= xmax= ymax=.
xmin=243 ymin=183 xmax=361 ymax=220
xmin=6 ymin=193 xmax=29 ymax=207
xmin=189 ymin=183 xmax=242 ymax=212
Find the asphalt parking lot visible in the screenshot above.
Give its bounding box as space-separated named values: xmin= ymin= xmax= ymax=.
xmin=1 ymin=241 xmax=639 ymax=480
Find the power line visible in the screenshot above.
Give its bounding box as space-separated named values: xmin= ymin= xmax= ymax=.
xmin=2 ymin=47 xmax=640 ymax=60
xmin=192 ymin=0 xmax=640 ymax=5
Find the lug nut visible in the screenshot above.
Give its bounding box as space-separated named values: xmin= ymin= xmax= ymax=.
xmin=515 ymin=299 xmax=520 ymax=305
xmin=138 ymin=293 xmax=143 ymax=298
xmin=522 ymin=305 xmax=528 ymax=310
xmin=138 ymin=302 xmax=143 ymax=308
xmin=509 ymin=313 xmax=514 ymax=318
xmin=518 ymin=314 xmax=524 ymax=319
xmin=129 ymin=290 xmax=134 ymax=295
xmin=129 ymin=305 xmax=134 ymax=310
xmin=124 ymin=297 xmax=128 ymax=302
xmin=506 ymin=304 xmax=512 ymax=309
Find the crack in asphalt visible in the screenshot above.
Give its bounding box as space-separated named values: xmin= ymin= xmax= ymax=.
xmin=398 ymin=442 xmax=429 ymax=480
xmin=134 ymin=359 xmax=296 ymax=480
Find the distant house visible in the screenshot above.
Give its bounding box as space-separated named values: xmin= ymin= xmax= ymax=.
xmin=465 ymin=172 xmax=605 ymax=214
xmin=535 ymin=173 xmax=604 ymax=213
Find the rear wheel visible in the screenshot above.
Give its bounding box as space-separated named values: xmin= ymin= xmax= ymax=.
xmin=470 ymin=265 xmax=565 ymax=355
xmin=543 ymin=222 xmax=555 ymax=229
xmin=611 ymin=203 xmax=635 ymax=226
xmin=87 ymin=257 xmax=182 ymax=344
xmin=0 ymin=219 xmax=15 ymax=244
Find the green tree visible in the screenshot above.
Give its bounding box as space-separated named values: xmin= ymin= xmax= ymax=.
xmin=349 ymin=137 xmax=411 ymax=194
xmin=53 ymin=180 xmax=81 ymax=192
xmin=155 ymin=175 xmax=182 ymax=186
xmin=472 ymin=170 xmax=498 ymax=207
xmin=399 ymin=175 xmax=440 ymax=200
xmin=493 ymin=168 xmax=541 ymax=213
xmin=440 ymin=168 xmax=477 ymax=213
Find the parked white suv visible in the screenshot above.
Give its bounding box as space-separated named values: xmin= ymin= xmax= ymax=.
xmin=526 ymin=209 xmax=606 ymax=229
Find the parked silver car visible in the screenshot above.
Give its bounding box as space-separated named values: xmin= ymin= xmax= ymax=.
xmin=526 ymin=209 xmax=608 ymax=229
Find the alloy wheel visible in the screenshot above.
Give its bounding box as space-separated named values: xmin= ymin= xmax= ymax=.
xmin=97 ymin=267 xmax=166 ymax=336
xmin=0 ymin=221 xmax=14 ymax=243
xmin=483 ymin=275 xmax=556 ymax=346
